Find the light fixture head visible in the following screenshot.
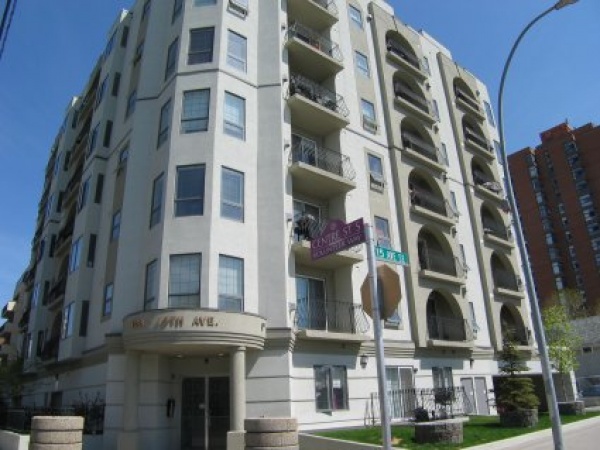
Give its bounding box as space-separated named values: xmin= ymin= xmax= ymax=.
xmin=360 ymin=354 xmax=369 ymax=369
xmin=554 ymin=0 xmax=579 ymax=9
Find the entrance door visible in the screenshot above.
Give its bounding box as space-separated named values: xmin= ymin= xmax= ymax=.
xmin=386 ymin=367 xmax=416 ymax=420
xmin=460 ymin=378 xmax=476 ymax=415
xmin=181 ymin=377 xmax=230 ymax=450
xmin=474 ymin=377 xmax=490 ymax=415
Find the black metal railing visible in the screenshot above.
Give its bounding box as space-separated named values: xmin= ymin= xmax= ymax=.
xmin=402 ymin=132 xmax=441 ymax=163
xmin=482 ymin=219 xmax=511 ymax=241
xmin=454 ymin=86 xmax=481 ymax=112
xmin=288 ymin=73 xmax=349 ymax=117
xmin=1 ymin=405 xmax=105 ymax=435
xmin=410 ymin=188 xmax=455 ymax=218
xmin=464 ymin=126 xmax=492 ymax=152
xmin=291 ymin=138 xmax=355 ymax=180
xmin=418 ymin=247 xmax=464 ymax=278
xmin=287 ymin=22 xmax=343 ymax=62
xmin=493 ymin=268 xmax=521 ymax=291
xmin=366 ymin=387 xmax=471 ymax=424
xmin=394 ymin=83 xmax=430 ymax=114
xmin=294 ymin=298 xmax=369 ymax=334
xmin=427 ymin=315 xmax=472 ymax=342
xmin=473 ymin=170 xmax=503 ymax=196
xmin=386 ymin=40 xmax=421 ymax=70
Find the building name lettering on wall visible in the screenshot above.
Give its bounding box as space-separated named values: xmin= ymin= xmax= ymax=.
xmin=130 ymin=315 xmax=219 ymax=330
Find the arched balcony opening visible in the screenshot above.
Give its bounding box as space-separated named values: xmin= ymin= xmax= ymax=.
xmin=500 ymin=305 xmax=530 ymax=346
xmin=481 ymin=203 xmax=510 ymax=241
xmin=417 ymin=228 xmax=461 ymax=277
xmin=47 ymin=256 xmax=69 ymax=308
xmin=453 ymin=78 xmax=482 ymax=115
xmin=400 ymin=118 xmax=440 ymax=164
xmin=471 ymin=159 xmax=502 ymax=195
xmin=385 ymin=30 xmax=421 ymax=72
xmin=491 ymin=253 xmax=521 ymax=292
xmin=408 ymin=170 xmax=450 ymax=218
xmin=393 ymin=72 xmax=429 ymax=115
xmin=426 ymin=290 xmax=469 ymax=341
xmin=462 ymin=116 xmax=491 ymax=153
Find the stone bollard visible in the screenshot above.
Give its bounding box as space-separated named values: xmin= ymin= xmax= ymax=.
xmin=29 ymin=416 xmax=84 ymax=450
xmin=245 ymin=417 xmax=298 ymax=450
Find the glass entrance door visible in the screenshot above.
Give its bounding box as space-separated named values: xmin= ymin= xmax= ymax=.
xmin=181 ymin=377 xmax=230 ymax=450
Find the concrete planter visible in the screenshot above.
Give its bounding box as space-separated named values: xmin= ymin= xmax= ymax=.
xmin=558 ymin=401 xmax=585 ymax=415
xmin=414 ymin=418 xmax=464 ymax=445
xmin=499 ymin=409 xmax=539 ymax=428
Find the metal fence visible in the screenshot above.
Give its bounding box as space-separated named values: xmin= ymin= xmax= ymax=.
xmin=0 ymin=405 xmax=105 ymax=435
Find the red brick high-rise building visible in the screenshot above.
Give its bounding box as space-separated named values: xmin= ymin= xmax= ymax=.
xmin=509 ymin=122 xmax=600 ymax=313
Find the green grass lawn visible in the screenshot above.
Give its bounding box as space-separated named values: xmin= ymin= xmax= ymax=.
xmin=317 ymin=412 xmax=600 ymax=449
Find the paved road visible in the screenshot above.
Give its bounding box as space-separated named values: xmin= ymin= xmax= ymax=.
xmin=467 ymin=415 xmax=600 ymax=450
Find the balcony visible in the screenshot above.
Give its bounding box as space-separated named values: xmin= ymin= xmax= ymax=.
xmin=419 ymin=248 xmax=465 ymax=286
xmin=410 ymin=189 xmax=457 ymax=227
xmin=482 ymin=220 xmax=513 ymax=248
xmin=289 ymin=138 xmax=356 ymax=198
xmin=493 ymin=269 xmax=524 ymax=299
xmin=401 ymin=132 xmax=445 ymax=171
xmin=286 ymin=22 xmax=343 ymax=81
xmin=294 ymin=298 xmax=369 ymax=342
xmin=287 ymin=0 xmax=338 ymax=31
xmin=473 ymin=171 xmax=504 ymax=202
xmin=386 ymin=40 xmax=426 ymax=79
xmin=63 ymin=165 xmax=83 ymax=207
xmin=464 ymin=126 xmax=494 ymax=159
xmin=394 ymin=83 xmax=436 ymax=125
xmin=288 ymin=74 xmax=349 ymax=135
xmin=292 ymin=215 xmax=363 ymax=269
xmin=54 ymin=223 xmax=74 ymax=256
xmin=454 ymin=86 xmax=485 ymax=121
xmin=427 ymin=315 xmax=473 ymax=348
xmin=46 ymin=277 xmax=67 ymax=310
xmin=502 ymin=326 xmax=532 ymax=347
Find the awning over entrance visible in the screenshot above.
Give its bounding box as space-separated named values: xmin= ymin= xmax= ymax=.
xmin=122 ymin=309 xmax=266 ymax=355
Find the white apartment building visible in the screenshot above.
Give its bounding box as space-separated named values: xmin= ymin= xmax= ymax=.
xmin=1 ymin=1 xmax=541 ymax=449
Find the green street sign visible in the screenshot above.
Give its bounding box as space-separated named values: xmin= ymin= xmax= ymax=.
xmin=375 ymin=246 xmax=409 ymax=266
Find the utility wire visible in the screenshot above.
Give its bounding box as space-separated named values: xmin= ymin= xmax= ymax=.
xmin=0 ymin=0 xmax=17 ymax=62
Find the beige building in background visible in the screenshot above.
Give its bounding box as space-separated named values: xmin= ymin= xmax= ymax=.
xmin=1 ymin=1 xmax=540 ymax=449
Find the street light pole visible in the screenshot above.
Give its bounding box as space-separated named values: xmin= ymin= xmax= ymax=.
xmin=496 ymin=1 xmax=579 ymax=449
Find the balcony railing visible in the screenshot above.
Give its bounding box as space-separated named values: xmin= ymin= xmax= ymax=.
xmin=454 ymin=86 xmax=481 ymax=112
xmin=366 ymin=387 xmax=470 ymax=424
xmin=493 ymin=268 xmax=521 ymax=291
xmin=310 ymin=0 xmax=338 ymax=16
xmin=502 ymin=326 xmax=531 ymax=346
xmin=410 ymin=188 xmax=456 ymax=219
xmin=291 ymin=138 xmax=355 ymax=180
xmin=402 ymin=132 xmax=441 ymax=164
xmin=46 ymin=277 xmax=67 ymax=306
xmin=473 ymin=171 xmax=503 ymax=196
xmin=418 ymin=247 xmax=464 ymax=278
xmin=1 ymin=405 xmax=104 ymax=435
xmin=386 ymin=40 xmax=421 ymax=70
xmin=464 ymin=126 xmax=492 ymax=152
xmin=294 ymin=298 xmax=369 ymax=334
xmin=394 ymin=83 xmax=430 ymax=114
xmin=289 ymin=73 xmax=349 ymax=117
xmin=482 ymin=219 xmax=511 ymax=241
xmin=287 ymin=22 xmax=343 ymax=62
xmin=427 ymin=315 xmax=472 ymax=342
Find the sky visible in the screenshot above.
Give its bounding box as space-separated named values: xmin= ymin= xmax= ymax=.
xmin=0 ymin=0 xmax=598 ymax=305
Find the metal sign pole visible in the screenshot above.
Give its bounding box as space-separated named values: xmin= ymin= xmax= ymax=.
xmin=365 ymin=223 xmax=392 ymax=450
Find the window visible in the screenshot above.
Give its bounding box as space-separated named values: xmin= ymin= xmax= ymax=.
xmin=79 ymin=301 xmax=89 ymax=337
xmin=94 ymin=174 xmax=104 ymax=203
xmin=172 ymin=0 xmax=183 ymax=21
xmin=224 ymin=92 xmax=245 ymax=139
xmin=112 ymin=72 xmax=121 ymax=96
xmin=432 ymin=367 xmax=454 ymax=389
xmin=69 ymin=237 xmax=82 ymax=273
xmin=175 ymin=165 xmax=205 ymax=216
xmin=188 ymin=27 xmax=214 ymax=64
xmin=103 ymin=283 xmax=114 ymax=316
xmin=88 ymin=124 xmax=99 ymax=156
xmin=165 ymin=38 xmax=179 ymax=79
xmin=355 ymin=51 xmax=369 ymax=77
xmin=432 ymin=99 xmax=440 ymax=120
xmin=450 ymin=191 xmax=458 ymax=214
xmin=195 ymin=0 xmax=216 ymax=5
xmin=150 ymin=173 xmax=164 ymax=227
xmin=87 ymin=234 xmax=97 ymax=268
xmin=120 ymin=26 xmax=129 ymax=47
xmin=103 ymin=120 xmax=113 ymax=147
xmin=374 ymin=216 xmax=391 ymax=249
xmin=484 ymin=101 xmax=496 ymax=127
xmin=182 ymin=89 xmax=210 ymax=133
xmin=422 ymin=56 xmax=430 ymax=74
xmin=145 ymin=260 xmax=158 ymax=310
xmin=31 ymin=283 xmax=40 ymax=309
xmin=95 ymin=75 xmax=108 ymax=108
xmin=45 ymin=194 xmax=53 ymax=220
xmin=493 ymin=140 xmax=502 ymax=162
xmin=134 ymin=41 xmax=144 ymax=65
xmin=218 ymin=255 xmax=244 ymax=311
xmin=361 ymin=99 xmax=377 ymax=133
xmin=105 ymin=31 xmax=116 ymax=57
xmin=221 ymin=168 xmax=244 ymax=221
xmin=157 ymin=98 xmax=172 ymax=146
xmin=227 ymin=30 xmax=247 ymax=72
xmin=348 ymin=5 xmax=363 ymax=29
xmin=468 ymin=302 xmax=479 ymax=334
xmin=111 ymin=210 xmax=121 ymax=241
xmin=119 ymin=146 xmax=129 ymax=165
xmin=368 ymin=154 xmax=384 ymax=191
xmin=78 ymin=177 xmax=90 ymax=212
xmin=126 ymin=90 xmax=137 ymax=118
xmin=440 ymin=143 xmax=449 ymax=165
xmin=169 ymin=254 xmax=201 ymax=308
xmin=228 ymin=0 xmax=249 ymax=17
xmin=314 ymin=366 xmax=348 ymax=411
xmin=62 ymin=303 xmax=74 ymax=338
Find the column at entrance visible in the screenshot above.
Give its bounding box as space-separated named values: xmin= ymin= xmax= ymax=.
xmin=118 ymin=350 xmax=140 ymax=450
xmin=231 ymin=346 xmax=246 ymax=431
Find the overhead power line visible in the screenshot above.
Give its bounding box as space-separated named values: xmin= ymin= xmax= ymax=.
xmin=0 ymin=0 xmax=18 ymax=62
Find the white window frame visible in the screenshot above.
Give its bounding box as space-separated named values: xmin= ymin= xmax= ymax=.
xmin=221 ymin=167 xmax=244 ymax=221
xmin=314 ymin=365 xmax=349 ymax=412
xmin=218 ymin=255 xmax=244 ymax=311
xmin=169 ymin=253 xmax=202 ymax=308
xmin=103 ymin=283 xmax=114 ymax=317
xmin=348 ymin=5 xmax=363 ymax=29
xmin=181 ymin=89 xmax=210 ymax=133
xmin=355 ymin=51 xmax=369 ymax=77
xmin=224 ymin=92 xmax=246 ymax=140
xmin=227 ymin=30 xmax=247 ymax=72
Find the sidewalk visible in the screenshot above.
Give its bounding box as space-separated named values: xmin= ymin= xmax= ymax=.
xmin=466 ymin=415 xmax=600 ymax=449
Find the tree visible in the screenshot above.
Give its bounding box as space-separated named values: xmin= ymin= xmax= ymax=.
xmin=547 ymin=288 xmax=594 ymax=319
xmin=542 ymin=302 xmax=582 ymax=401
xmin=0 ymin=358 xmax=24 ymax=407
xmin=496 ymin=340 xmax=540 ymax=413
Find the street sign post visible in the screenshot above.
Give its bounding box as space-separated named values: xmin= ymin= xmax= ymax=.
xmin=375 ymin=246 xmax=409 ymax=266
